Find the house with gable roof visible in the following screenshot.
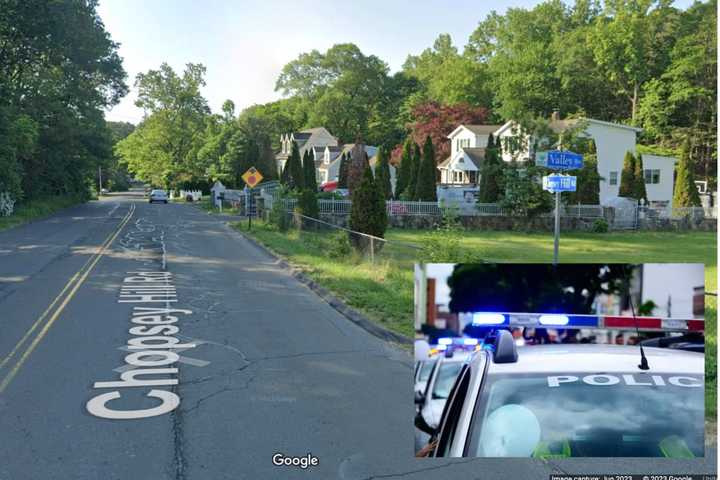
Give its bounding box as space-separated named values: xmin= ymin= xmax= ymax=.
xmin=275 ymin=127 xmax=338 ymax=175
xmin=439 ymin=114 xmax=678 ymax=206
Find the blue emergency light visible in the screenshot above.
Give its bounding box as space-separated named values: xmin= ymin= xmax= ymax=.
xmin=437 ymin=337 xmax=453 ymax=345
xmin=472 ymin=313 xmax=507 ymax=325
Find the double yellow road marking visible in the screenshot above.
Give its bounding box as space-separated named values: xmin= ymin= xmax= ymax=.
xmin=0 ymin=203 xmax=136 ymax=394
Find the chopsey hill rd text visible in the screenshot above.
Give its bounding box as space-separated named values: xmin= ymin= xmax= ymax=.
xmin=86 ymin=271 xmax=194 ymax=419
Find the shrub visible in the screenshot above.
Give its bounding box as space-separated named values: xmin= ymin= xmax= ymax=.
xmin=327 ymin=231 xmax=352 ymax=259
xmin=591 ymin=218 xmax=609 ymax=233
xmin=269 ymin=192 xmax=290 ymax=232
xmin=421 ymin=208 xmax=484 ymax=263
xmin=296 ymin=189 xmax=319 ymax=230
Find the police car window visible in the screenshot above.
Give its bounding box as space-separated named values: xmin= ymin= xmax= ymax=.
xmin=418 ymin=361 xmax=435 ymax=383
xmin=432 ymin=363 xmax=464 ymax=400
xmin=467 ymin=373 xmax=703 ymax=458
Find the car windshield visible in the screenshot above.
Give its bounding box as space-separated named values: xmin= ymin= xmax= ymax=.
xmin=418 ymin=361 xmax=436 ymax=383
xmin=467 ymin=373 xmax=704 ymax=458
xmin=151 ymin=190 xmax=165 ymax=195
xmin=431 ymin=362 xmax=463 ymax=400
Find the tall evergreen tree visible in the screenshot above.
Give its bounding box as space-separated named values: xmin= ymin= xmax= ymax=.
xmin=673 ymin=139 xmax=701 ymax=208
xmin=303 ymin=149 xmax=317 ymax=191
xmin=618 ymin=151 xmax=636 ymax=198
xmin=565 ymin=155 xmax=601 ymax=204
xmin=347 ymin=142 xmax=369 ymax=192
xmin=396 ymin=137 xmax=414 ymax=197
xmin=415 ymin=136 xmax=437 ymax=201
xmin=349 ymin=165 xmax=388 ymax=251
xmin=478 ymin=134 xmax=503 ymax=203
xmin=374 ymin=146 xmax=393 ymax=199
xmin=337 ymin=152 xmax=349 ymax=188
xmin=280 ymin=157 xmax=291 ymax=185
xmin=285 ymin=141 xmax=304 ymax=190
xmin=409 ymin=142 xmax=422 ymax=199
xmin=633 ymin=152 xmax=647 ymax=202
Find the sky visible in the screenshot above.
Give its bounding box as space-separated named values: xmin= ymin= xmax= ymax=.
xmin=99 ymin=0 xmax=696 ymax=125
xmin=97 ymin=0 xmax=541 ymax=124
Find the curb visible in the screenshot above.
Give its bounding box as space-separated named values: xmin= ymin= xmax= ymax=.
xmin=233 ymin=226 xmax=413 ymax=346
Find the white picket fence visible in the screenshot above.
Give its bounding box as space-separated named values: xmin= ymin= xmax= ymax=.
xmin=0 ymin=192 xmax=15 ymax=217
xmin=176 ymin=190 xmax=202 ymax=201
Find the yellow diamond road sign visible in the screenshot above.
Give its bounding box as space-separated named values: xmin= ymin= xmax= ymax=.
xmin=241 ymin=167 xmax=263 ymax=189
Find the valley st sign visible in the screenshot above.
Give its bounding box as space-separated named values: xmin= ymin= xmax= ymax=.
xmin=536 ymin=150 xmax=584 ymax=170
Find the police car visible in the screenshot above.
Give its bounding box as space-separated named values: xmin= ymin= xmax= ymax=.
xmin=420 ymin=313 xmax=705 ymax=458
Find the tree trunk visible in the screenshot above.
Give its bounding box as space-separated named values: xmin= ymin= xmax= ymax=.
xmin=631 ymin=82 xmax=639 ymax=124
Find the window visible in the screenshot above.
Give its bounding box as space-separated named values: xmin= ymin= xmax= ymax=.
xmin=644 ymin=169 xmax=661 ymax=184
xmin=467 ymin=373 xmax=703 ymax=458
xmin=609 ymin=171 xmax=618 ymax=186
xmin=435 ymin=365 xmax=471 ymax=457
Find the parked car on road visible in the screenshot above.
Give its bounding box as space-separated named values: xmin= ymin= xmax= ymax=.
xmin=148 ymin=189 xmax=168 ymax=204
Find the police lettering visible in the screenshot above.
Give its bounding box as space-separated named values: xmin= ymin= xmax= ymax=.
xmin=547 ymin=374 xmax=702 ymax=388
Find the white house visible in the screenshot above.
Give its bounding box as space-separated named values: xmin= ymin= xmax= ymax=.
xmin=640 ymin=154 xmax=677 ymax=206
xmin=276 ymin=127 xmax=338 ymax=174
xmin=482 ymin=116 xmax=677 ymax=205
xmin=438 ymin=125 xmax=502 ymax=185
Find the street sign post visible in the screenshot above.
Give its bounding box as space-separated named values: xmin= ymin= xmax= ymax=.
xmin=541 ymin=165 xmax=580 ymax=265
xmin=241 ymin=167 xmax=264 ymax=230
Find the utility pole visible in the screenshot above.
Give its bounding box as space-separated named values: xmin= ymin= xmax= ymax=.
xmin=98 ymin=166 xmax=102 ymax=197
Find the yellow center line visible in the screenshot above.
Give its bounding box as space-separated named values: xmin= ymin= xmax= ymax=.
xmin=0 ymin=206 xmax=131 ymax=372
xmin=0 ymin=202 xmax=136 ymax=394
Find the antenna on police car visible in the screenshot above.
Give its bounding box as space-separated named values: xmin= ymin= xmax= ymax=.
xmin=624 ymin=265 xmax=650 ymax=371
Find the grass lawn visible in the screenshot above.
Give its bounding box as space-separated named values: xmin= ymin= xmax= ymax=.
xmin=233 ymin=220 xmax=716 ymax=420
xmin=0 ymin=195 xmax=85 ymax=232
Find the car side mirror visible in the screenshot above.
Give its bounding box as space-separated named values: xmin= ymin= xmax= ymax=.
xmin=414 ymin=412 xmax=436 ymax=436
xmin=414 ymin=390 xmax=425 ymax=405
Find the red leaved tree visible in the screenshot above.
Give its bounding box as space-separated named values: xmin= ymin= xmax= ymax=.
xmin=391 ymin=102 xmax=490 ymax=166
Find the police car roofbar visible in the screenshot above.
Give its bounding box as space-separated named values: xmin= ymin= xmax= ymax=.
xmin=469 ymin=312 xmax=704 ymax=332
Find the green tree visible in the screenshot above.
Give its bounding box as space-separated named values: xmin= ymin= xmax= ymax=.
xmin=276 ymin=44 xmax=390 ymax=143
xmin=296 ymin=188 xmax=319 ymax=228
xmin=478 ymin=134 xmax=503 ymax=203
xmin=0 ymin=0 xmax=127 ymax=200
xmin=408 ymin=142 xmax=422 ymax=200
xmin=395 ymin=137 xmax=414 ymax=198
xmin=116 ymin=63 xmax=209 ymax=190
xmin=565 ymin=154 xmax=601 ymax=205
xmin=374 ymin=146 xmax=393 ymax=199
xmin=303 ymin=149 xmax=318 ymax=191
xmin=257 ymin=136 xmax=278 ymax=181
xmin=618 ymin=151 xmax=637 ymax=197
xmin=284 ymin=141 xmax=304 ymax=190
xmin=499 ymin=162 xmax=553 ymax=217
xmin=349 ymin=165 xmax=388 ymax=251
xmin=633 ymin=152 xmax=648 ymax=202
xmin=588 ymin=0 xmax=677 ymax=123
xmin=402 ymin=34 xmax=492 ymax=109
xmin=415 ymin=136 xmax=437 ymax=201
xmin=347 ymin=143 xmax=369 ymax=192
xmin=672 ymin=139 xmax=701 ymax=208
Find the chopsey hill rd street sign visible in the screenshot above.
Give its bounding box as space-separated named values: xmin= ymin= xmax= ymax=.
xmin=543 ymin=174 xmax=577 ymax=193
xmin=241 ymin=167 xmax=263 ymax=188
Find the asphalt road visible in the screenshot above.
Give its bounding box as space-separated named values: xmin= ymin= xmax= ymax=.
xmin=0 ymin=193 xmax=715 ymax=480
